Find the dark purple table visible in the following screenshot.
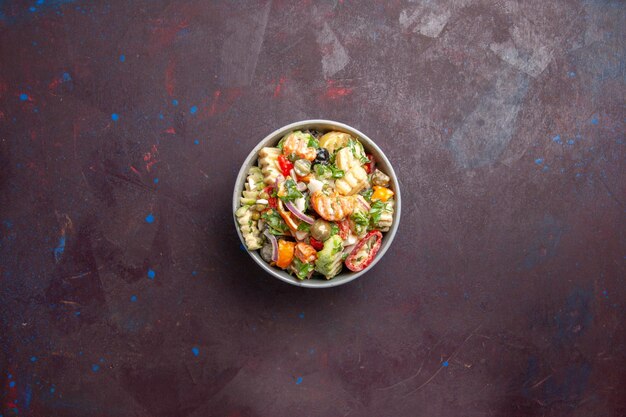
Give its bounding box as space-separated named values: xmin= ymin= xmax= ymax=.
xmin=1 ymin=1 xmax=624 ymax=416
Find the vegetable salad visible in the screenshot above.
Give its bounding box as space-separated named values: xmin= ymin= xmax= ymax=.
xmin=235 ymin=130 xmax=395 ymax=280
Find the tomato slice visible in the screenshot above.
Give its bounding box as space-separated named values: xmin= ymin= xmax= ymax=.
xmin=344 ymin=231 xmax=383 ymax=272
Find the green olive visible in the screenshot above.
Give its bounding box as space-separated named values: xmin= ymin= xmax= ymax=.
xmin=259 ymin=191 xmax=270 ymax=200
xmin=251 ymin=211 xmax=260 ymax=221
xmin=255 ymin=204 xmax=266 ymax=212
xmin=294 ymin=159 xmax=311 ymax=176
xmin=311 ymin=219 xmax=331 ymax=241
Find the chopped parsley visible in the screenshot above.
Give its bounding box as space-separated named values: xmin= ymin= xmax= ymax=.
xmin=369 ymin=201 xmax=391 ymax=228
xmin=261 ymin=210 xmax=289 ymax=235
xmin=297 ymin=222 xmax=311 ymax=232
xmin=360 ymin=188 xmax=374 ymax=202
xmin=329 ymin=164 xmax=344 ymax=179
xmin=281 ymin=178 xmax=303 ymax=202
xmin=292 ymin=257 xmax=314 ymax=280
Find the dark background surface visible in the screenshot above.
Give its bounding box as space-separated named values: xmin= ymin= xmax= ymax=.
xmin=1 ymin=1 xmax=625 ymax=416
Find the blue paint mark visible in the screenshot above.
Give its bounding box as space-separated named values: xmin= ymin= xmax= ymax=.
xmin=130 ymin=295 xmax=137 ymax=302
xmin=54 ymin=236 xmax=66 ymax=262
xmin=567 ymin=139 xmax=575 ymax=145
xmin=153 ymin=178 xmax=159 ymax=184
xmin=158 ymin=113 xmax=164 ymax=120
xmin=111 ymin=113 xmax=119 ymax=121
xmin=119 ymin=54 xmax=125 ymax=62
xmin=9 ymin=381 xmax=16 ymax=388
xmin=3 ymin=220 xmax=13 ymax=228
xmin=62 ymin=72 xmax=72 ymax=82
xmin=24 ymin=384 xmax=32 ymax=408
xmin=296 ymin=377 xmax=303 ymax=385
xmin=190 ymin=105 xmax=198 ymax=114
xmin=602 ymin=290 xmax=608 ymax=298
xmin=91 ymin=364 xmax=100 ymax=372
xmin=37 ymin=0 xmax=44 ymax=4
xmin=442 ymin=361 xmax=449 ymax=367
xmin=192 ymin=270 xmax=198 ymax=276
xmin=29 ymin=6 xmax=37 ymax=12
xmin=192 ymin=347 xmax=200 ymax=356
xmin=194 ymin=139 xmax=200 ymax=145
xmin=147 ymin=269 xmax=155 ymax=279
xmin=552 ymin=135 xmax=561 ymax=144
xmin=79 ymin=351 xmax=83 ymax=356
xmin=172 ymin=99 xmax=178 ymax=106
xmin=75 ymin=311 xmax=81 ymax=316
xmin=542 ymin=165 xmax=549 ymax=172
xmin=145 ymin=213 xmax=155 ymax=223
xmin=298 ymin=312 xmax=305 ymax=319
xmin=30 ymin=356 xmax=37 ymax=362
xmin=99 ymin=357 xmax=105 ymax=363
xmin=8 ymin=374 xmax=12 ymax=379
xmin=591 ymin=117 xmax=599 ymax=125
xmin=568 ymin=71 xmax=576 ymax=78
xmin=50 ymin=387 xmax=55 ymax=393
xmin=534 ymin=158 xmax=543 ymax=165
xmin=19 ymin=93 xmax=28 ymax=101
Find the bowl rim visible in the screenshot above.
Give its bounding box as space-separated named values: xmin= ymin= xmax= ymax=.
xmin=232 ymin=119 xmax=401 ymax=288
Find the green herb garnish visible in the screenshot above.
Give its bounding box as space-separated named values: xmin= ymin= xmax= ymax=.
xmin=281 ymin=178 xmax=303 ymax=202
xmin=292 ymin=257 xmax=314 ymax=280
xmin=261 ymin=209 xmax=289 ymax=235
xmin=329 ymin=164 xmax=344 ymax=179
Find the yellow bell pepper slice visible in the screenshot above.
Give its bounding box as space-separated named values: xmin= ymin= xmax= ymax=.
xmin=371 ymin=186 xmax=394 ymax=202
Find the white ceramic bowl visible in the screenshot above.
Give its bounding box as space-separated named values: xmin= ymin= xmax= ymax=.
xmin=233 ymin=120 xmax=401 ymax=288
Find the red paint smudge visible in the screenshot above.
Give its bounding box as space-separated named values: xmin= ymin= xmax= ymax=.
xmin=208 ymin=90 xmax=221 ymax=116
xmin=143 ymin=145 xmax=159 ymax=172
xmin=48 ymin=77 xmax=62 ymax=90
xmin=130 ymin=166 xmax=141 ymax=176
xmin=207 ymin=88 xmax=242 ymax=116
xmin=273 ymin=76 xmax=287 ymax=97
xmin=148 ymin=17 xmax=190 ymax=53
xmin=164 ymin=127 xmax=176 ymax=134
xmin=165 ymin=59 xmax=176 ymax=97
xmin=324 ymin=80 xmax=352 ymax=99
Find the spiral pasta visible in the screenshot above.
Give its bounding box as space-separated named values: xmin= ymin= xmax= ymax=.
xmin=258 ymin=147 xmax=282 ymax=185
xmin=335 ymin=165 xmax=368 ymax=196
xmin=375 ymin=199 xmax=394 ymax=232
xmin=235 ymin=206 xmax=263 ymax=250
xmin=240 ymin=166 xmax=264 ymax=205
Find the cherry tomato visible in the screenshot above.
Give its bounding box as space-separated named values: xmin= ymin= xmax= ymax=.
xmin=344 ymin=231 xmax=383 ymax=272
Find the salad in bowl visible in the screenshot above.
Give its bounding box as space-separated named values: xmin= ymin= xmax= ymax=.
xmin=234 ymin=121 xmax=400 ymax=287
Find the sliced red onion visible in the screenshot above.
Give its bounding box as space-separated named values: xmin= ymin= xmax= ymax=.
xmin=263 ymin=230 xmax=278 ymax=262
xmin=290 ymin=168 xmax=297 ymax=181
xmin=274 ymin=174 xmax=284 ymax=186
xmin=296 ymin=181 xmax=307 ymax=192
xmin=356 ymin=195 xmax=371 ymax=212
xmin=285 ymin=201 xmax=315 ymax=224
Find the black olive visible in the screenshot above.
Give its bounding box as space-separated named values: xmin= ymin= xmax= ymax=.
xmin=313 ymin=148 xmax=330 ymax=165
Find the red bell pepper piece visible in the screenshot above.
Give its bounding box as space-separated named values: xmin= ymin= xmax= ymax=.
xmin=309 ymin=237 xmax=323 ymax=251
xmin=344 ymin=231 xmax=383 ymax=272
xmin=278 ymin=154 xmax=294 ymax=177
